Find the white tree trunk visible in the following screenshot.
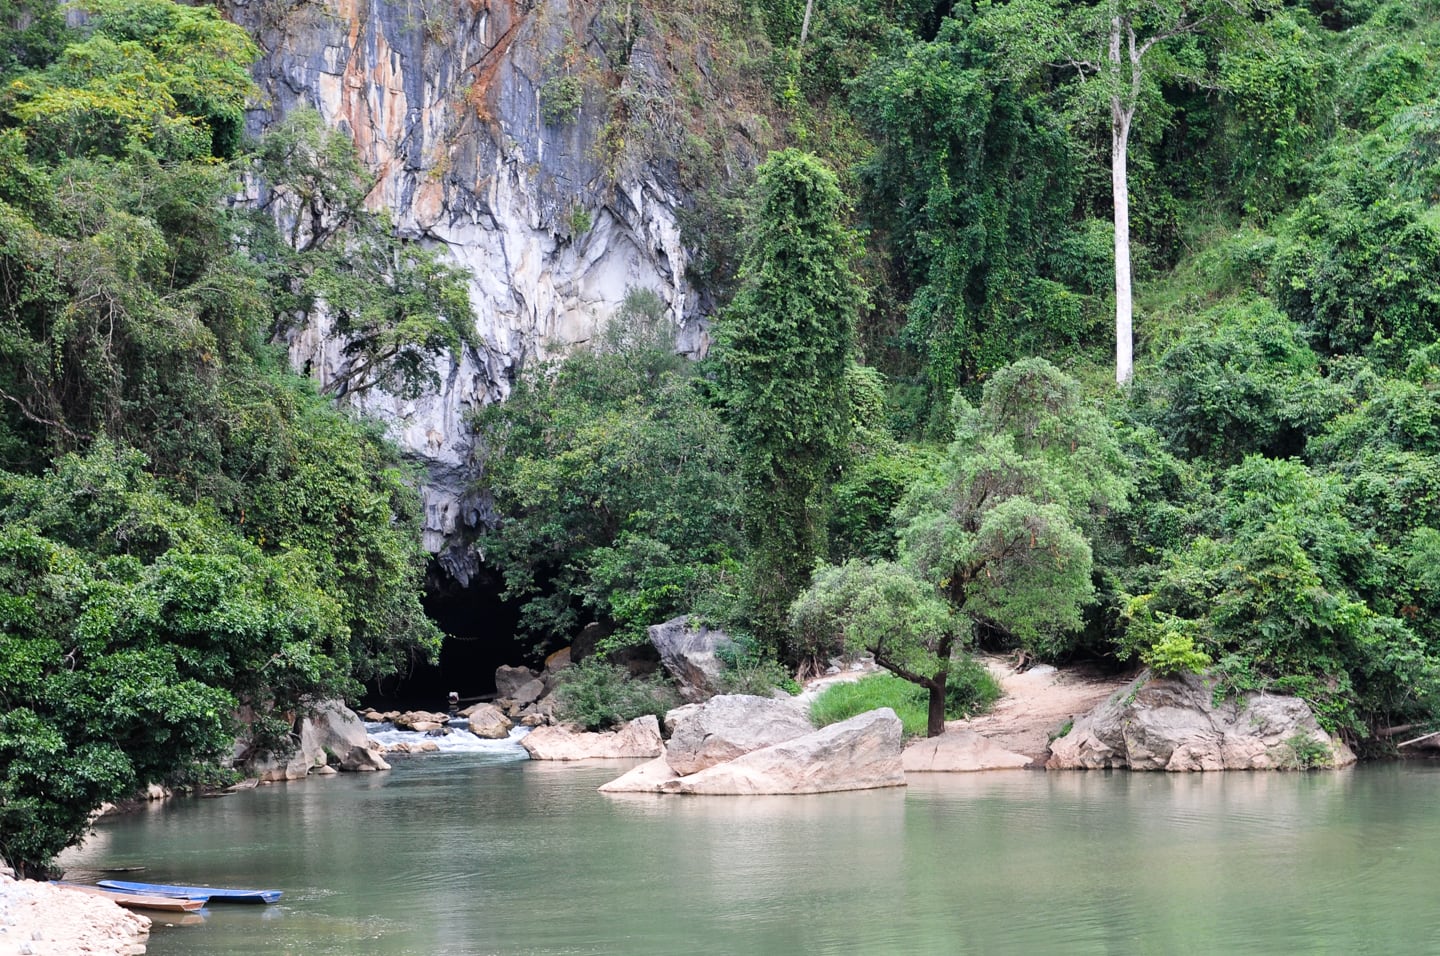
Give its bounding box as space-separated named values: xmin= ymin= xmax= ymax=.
xmin=1109 ymin=13 xmax=1135 ymax=386
xmin=1112 ymin=108 xmax=1133 ymax=386
xmin=800 ymin=0 xmax=815 ymax=47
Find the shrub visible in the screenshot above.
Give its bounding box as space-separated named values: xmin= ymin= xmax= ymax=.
xmin=552 ymin=661 xmax=680 ymax=731
xmin=715 ymin=633 xmax=800 ymax=696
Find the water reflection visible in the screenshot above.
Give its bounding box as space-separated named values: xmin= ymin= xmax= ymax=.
xmin=58 ymin=758 xmax=1440 ymax=955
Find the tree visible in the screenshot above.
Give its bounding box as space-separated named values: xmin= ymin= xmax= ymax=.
xmin=796 ymin=359 xmax=1129 ymax=736
xmin=716 ymin=149 xmax=861 ymax=650
xmin=981 ymin=0 xmax=1269 ymax=384
xmin=244 ymin=109 xmax=478 ymax=402
xmin=899 ymin=359 xmax=1128 ymax=650
xmin=791 ymin=560 xmax=959 ymax=736
xmin=0 ymin=443 xmax=354 ymax=877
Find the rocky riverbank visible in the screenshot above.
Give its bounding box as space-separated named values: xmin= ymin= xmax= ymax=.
xmin=0 ymin=875 xmax=149 ymax=956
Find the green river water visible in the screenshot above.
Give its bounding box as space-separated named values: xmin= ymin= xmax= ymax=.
xmin=59 ymin=752 xmax=1440 ymax=955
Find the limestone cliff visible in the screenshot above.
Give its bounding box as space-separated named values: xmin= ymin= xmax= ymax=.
xmin=226 ymin=0 xmax=757 ymax=578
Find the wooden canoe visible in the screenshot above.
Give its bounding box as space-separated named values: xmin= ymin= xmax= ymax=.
xmin=53 ymin=882 xmax=208 ymax=912
xmin=98 ymin=879 xmax=281 ymax=904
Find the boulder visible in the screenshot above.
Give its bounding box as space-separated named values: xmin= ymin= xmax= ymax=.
xmin=1047 ymin=671 xmax=1358 ymax=771
xmin=648 ymin=615 xmax=734 ymax=702
xmin=495 ymin=664 xmax=539 ymax=699
xmin=340 ymin=743 xmax=391 ymax=772
xmin=544 ymin=645 xmax=572 ymax=674
xmin=903 ymin=731 xmax=1033 ymax=772
xmin=663 ymin=708 xmax=906 ymax=795
xmin=662 ymin=703 xmax=702 ymax=735
xmin=467 ymin=704 xmax=514 ymax=739
xmin=521 ymin=715 xmax=664 ymax=760
xmin=664 ymin=695 xmax=814 ymax=775
xmin=304 ymin=700 xmax=372 ymax=762
xmin=392 ymin=710 xmax=449 ymax=733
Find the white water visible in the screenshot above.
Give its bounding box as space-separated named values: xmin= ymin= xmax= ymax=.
xmin=363 ymin=721 xmax=531 ymax=756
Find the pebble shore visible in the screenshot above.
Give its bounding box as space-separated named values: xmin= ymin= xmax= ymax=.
xmin=0 ymin=875 xmax=149 ymax=956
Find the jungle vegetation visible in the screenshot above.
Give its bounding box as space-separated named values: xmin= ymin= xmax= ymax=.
xmin=5 ymin=0 xmax=1440 ymax=875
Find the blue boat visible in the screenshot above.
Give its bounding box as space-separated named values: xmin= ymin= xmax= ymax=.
xmin=97 ymin=879 xmax=281 ymax=904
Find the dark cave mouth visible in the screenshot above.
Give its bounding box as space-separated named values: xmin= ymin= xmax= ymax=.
xmin=361 ymin=561 xmax=532 ymax=712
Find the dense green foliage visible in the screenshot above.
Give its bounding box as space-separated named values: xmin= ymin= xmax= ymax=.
xmin=467 ymin=0 xmax=1440 ymax=754
xmin=475 ymin=291 xmax=744 ymax=651
xmin=0 ymin=0 xmax=443 ymax=875
xmin=808 ymin=668 xmax=1000 ymax=737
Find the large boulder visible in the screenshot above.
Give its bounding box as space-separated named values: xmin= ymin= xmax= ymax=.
xmin=521 ymin=715 xmax=664 ymax=760
xmin=648 ymin=616 xmax=734 ymax=702
xmin=467 ymin=703 xmax=514 ymax=739
xmin=664 ymin=695 xmax=814 ymax=775
xmin=495 ymin=664 xmax=540 ymax=700
xmin=1047 ymin=671 xmax=1357 ymax=771
xmin=662 ymin=708 xmax=906 ymax=795
xmin=304 ymin=700 xmax=372 ymax=760
xmin=903 ymin=730 xmax=1033 ymax=772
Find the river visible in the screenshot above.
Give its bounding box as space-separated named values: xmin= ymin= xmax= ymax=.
xmin=59 ymin=754 xmax=1440 ymax=955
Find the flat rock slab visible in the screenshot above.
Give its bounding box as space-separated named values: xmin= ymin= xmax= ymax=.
xmin=903 ymin=730 xmax=1033 ymax=772
xmin=597 ymin=756 xmax=680 ymax=793
xmin=521 ymin=715 xmax=663 ymax=760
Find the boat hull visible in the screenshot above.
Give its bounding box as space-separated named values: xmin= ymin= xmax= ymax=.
xmin=54 ymin=883 xmax=208 ymax=913
xmin=98 ymin=879 xmax=281 ymax=904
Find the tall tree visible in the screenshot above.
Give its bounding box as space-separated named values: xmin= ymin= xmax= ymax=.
xmin=716 ymin=149 xmax=861 ymax=651
xmin=981 ymin=0 xmax=1269 ymax=384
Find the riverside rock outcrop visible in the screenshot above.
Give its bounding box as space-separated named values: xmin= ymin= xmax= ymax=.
xmin=663 ymin=695 xmax=814 ymax=775
xmin=599 ymin=707 xmax=906 ymax=795
xmin=1046 ymin=671 xmax=1357 ymax=771
xmin=520 ymin=715 xmax=663 ymax=759
xmin=236 ymin=700 xmax=390 ymax=781
xmin=1 ymin=877 xmax=150 ymax=956
xmin=224 ymin=0 xmax=741 ymax=573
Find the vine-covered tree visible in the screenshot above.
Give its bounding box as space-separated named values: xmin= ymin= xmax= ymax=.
xmin=716 ymin=148 xmax=861 ymax=650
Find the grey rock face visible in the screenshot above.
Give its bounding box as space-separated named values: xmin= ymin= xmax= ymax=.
xmin=1047 ymin=671 xmax=1357 ymax=771
xmin=664 ymin=694 xmax=814 ymax=776
xmin=225 ymin=0 xmax=709 ymax=568
xmin=648 ymin=615 xmax=733 ymax=702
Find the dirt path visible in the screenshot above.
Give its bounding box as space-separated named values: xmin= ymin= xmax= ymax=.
xmin=952 ymin=657 xmax=1133 ymax=764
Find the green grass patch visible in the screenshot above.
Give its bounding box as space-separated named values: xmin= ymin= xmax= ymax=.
xmin=809 ymin=661 xmax=1001 ymax=737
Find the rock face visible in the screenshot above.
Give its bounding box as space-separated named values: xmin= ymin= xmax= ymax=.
xmin=1047 ymin=672 xmax=1357 ymax=771
xmin=521 ymin=715 xmax=664 ymax=760
xmin=902 ymin=731 xmax=1033 ymax=773
xmin=664 ymin=695 xmax=814 ymax=775
xmin=222 ymin=0 xmax=734 ymax=574
xmin=495 ymin=665 xmax=539 ymax=700
xmin=648 ymin=616 xmax=734 ymax=702
xmin=665 ymin=709 xmax=906 ymax=795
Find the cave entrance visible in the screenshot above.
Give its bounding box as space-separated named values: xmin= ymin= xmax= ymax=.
xmin=361 ymin=560 xmax=531 ymax=712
